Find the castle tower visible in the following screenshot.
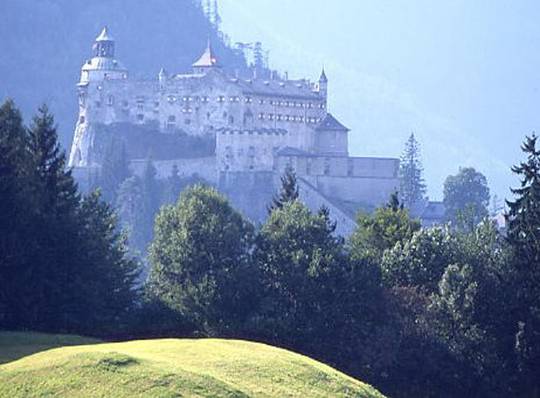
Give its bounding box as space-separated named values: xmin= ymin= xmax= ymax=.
xmin=80 ymin=27 xmax=128 ymax=83
xmin=69 ymin=27 xmax=128 ymax=168
xmin=318 ymin=67 xmax=328 ymax=104
xmin=192 ymin=40 xmax=220 ymax=74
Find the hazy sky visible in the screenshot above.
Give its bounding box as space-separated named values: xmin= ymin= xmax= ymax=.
xmin=219 ymin=0 xmax=540 ymax=200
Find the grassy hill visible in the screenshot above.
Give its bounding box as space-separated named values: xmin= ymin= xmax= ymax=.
xmin=0 ymin=332 xmax=385 ymax=398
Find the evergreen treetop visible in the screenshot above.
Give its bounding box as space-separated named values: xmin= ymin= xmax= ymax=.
xmin=399 ymin=132 xmax=427 ymax=210
xmin=269 ymin=164 xmax=299 ymax=213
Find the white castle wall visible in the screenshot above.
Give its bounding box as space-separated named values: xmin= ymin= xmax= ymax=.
xmin=216 ymin=128 xmax=291 ymax=172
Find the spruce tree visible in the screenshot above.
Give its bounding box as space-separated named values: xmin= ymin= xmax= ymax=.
xmin=140 ymin=158 xmax=161 ymax=250
xmin=26 ymin=105 xmax=81 ymax=329
xmin=0 ymin=100 xmax=30 ymax=326
xmin=399 ymin=133 xmax=427 ymax=210
xmin=506 ymin=134 xmax=540 ymax=396
xmin=269 ymin=164 xmax=299 ymax=213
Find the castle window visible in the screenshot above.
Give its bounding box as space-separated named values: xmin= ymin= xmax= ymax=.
xmin=137 ymin=114 xmax=144 ymax=122
xmin=258 ymin=113 xmax=264 ymax=120
xmin=276 ymin=115 xmax=282 ymax=121
xmin=167 ymin=115 xmax=176 ymax=130
xmin=245 ymin=97 xmax=252 ymax=103
xmin=218 ymin=96 xmax=225 ymax=103
xmin=324 ymin=158 xmax=331 ymax=175
xmin=167 ymin=96 xmax=176 ymax=103
xmin=259 ymin=99 xmax=264 ymax=105
xmin=268 ymin=114 xmax=274 ymax=120
xmin=228 ymin=116 xmax=234 ymax=125
xmin=107 ymin=95 xmax=114 ymax=106
xmin=202 ymin=96 xmax=209 ymax=103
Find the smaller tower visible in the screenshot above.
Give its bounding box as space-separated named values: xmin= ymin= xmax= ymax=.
xmin=158 ymin=67 xmax=168 ymax=89
xmin=93 ymin=26 xmax=115 ymax=58
xmin=318 ymin=67 xmax=328 ymax=103
xmin=192 ymin=40 xmax=220 ymax=74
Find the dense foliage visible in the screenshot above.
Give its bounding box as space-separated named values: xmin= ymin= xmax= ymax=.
xmin=444 ymin=167 xmax=491 ymax=229
xmin=0 ymin=101 xmax=139 ymax=334
xmin=3 ymin=101 xmax=540 ymax=397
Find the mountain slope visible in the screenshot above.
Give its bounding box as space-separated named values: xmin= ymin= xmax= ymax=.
xmin=0 ymin=332 xmax=385 ymax=397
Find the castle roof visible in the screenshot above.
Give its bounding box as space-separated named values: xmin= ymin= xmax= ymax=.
xmin=95 ymin=26 xmax=113 ymax=42
xmin=234 ymin=78 xmax=320 ymax=100
xmin=316 ymin=113 xmax=349 ymax=131
xmin=82 ymin=57 xmax=127 ymax=72
xmin=319 ymin=68 xmax=328 ymax=83
xmin=193 ymin=40 xmax=219 ymax=68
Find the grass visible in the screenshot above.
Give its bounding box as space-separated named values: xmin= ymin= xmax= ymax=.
xmin=0 ymin=332 xmax=385 ymax=398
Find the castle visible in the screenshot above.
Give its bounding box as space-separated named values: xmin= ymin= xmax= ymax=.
xmin=69 ymin=28 xmax=400 ymax=235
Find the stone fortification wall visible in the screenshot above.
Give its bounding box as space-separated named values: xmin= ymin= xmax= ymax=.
xmin=216 ymin=128 xmax=290 ymax=172
xmin=296 ymin=178 xmax=357 ymax=237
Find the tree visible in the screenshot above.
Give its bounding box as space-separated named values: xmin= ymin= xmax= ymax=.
xmin=99 ymin=138 xmax=130 ymax=203
xmin=505 ymin=134 xmax=540 ymax=396
xmin=269 ymin=164 xmax=299 ymax=213
xmin=0 ymin=100 xmax=30 ymax=325
xmin=399 ymin=133 xmax=427 ymax=210
xmin=253 ymin=200 xmax=384 ymax=379
xmin=349 ymin=193 xmax=421 ymax=264
xmin=139 ymin=158 xmax=162 ymax=251
xmin=147 ymin=185 xmax=255 ymax=334
xmin=73 ymin=191 xmax=140 ymax=332
xmin=1 ymin=103 xmax=140 ymax=333
xmin=443 ymin=167 xmax=490 ymax=228
xmin=116 ymin=176 xmax=145 ymax=253
xmin=25 ymin=105 xmax=82 ymax=329
xmin=381 ymin=226 xmax=459 ymax=294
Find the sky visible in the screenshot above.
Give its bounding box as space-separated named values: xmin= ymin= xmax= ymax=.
xmin=219 ymin=0 xmax=540 ymax=201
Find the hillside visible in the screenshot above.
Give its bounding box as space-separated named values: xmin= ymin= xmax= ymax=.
xmin=0 ymin=0 xmax=248 ymax=148
xmin=0 ymin=332 xmax=385 ymax=397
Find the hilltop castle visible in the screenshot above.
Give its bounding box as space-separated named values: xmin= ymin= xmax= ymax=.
xmin=69 ymin=28 xmax=400 ymax=235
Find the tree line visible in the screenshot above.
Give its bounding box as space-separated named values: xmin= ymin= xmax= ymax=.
xmin=1 ymin=100 xmax=540 ymax=397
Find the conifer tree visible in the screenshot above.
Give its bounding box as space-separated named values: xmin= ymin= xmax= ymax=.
xmin=140 ymin=158 xmax=161 ymax=249
xmin=25 ymin=105 xmax=81 ymax=328
xmin=269 ymin=164 xmax=299 ymax=213
xmin=399 ymin=133 xmax=427 ymax=210
xmin=0 ymin=100 xmax=30 ymax=325
xmin=99 ymin=139 xmax=130 ymax=204
xmin=506 ymin=134 xmax=540 ymax=395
